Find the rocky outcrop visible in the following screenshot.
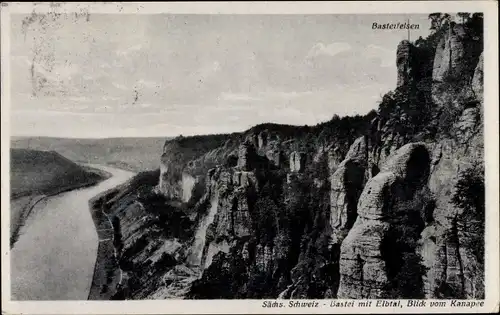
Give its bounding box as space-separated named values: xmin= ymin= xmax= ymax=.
xmin=159 ymin=150 xmax=184 ymax=200
xmin=433 ymin=23 xmax=482 ymax=83
xmin=258 ymin=131 xmax=268 ymax=149
xmin=433 ymin=24 xmax=466 ymax=82
xmin=255 ymin=244 xmax=274 ymax=272
xmin=158 ymin=135 xmax=235 ymax=200
xmin=396 ymin=40 xmax=413 ymax=87
xmin=471 ymin=52 xmax=483 ymax=101
xmin=327 ymin=146 xmax=345 ymax=173
xmin=396 ymin=39 xmax=435 ymax=88
xmin=454 ymin=107 xmax=480 ymax=144
xmin=237 ymin=142 xmax=258 ymax=171
xmin=181 ymin=173 xmax=197 ymax=203
xmin=129 ymin=17 xmax=485 ymax=301
xmin=420 ymin=107 xmax=484 ymax=299
xmin=430 ymin=22 xmax=483 ymax=110
xmin=265 ymin=140 xmax=283 ymax=167
xmin=290 ymin=151 xmax=306 ymax=173
xmin=330 ymin=137 xmax=368 ymax=245
xmin=338 ymin=143 xmax=431 ymax=298
xmin=194 ymin=166 xmax=257 ymax=269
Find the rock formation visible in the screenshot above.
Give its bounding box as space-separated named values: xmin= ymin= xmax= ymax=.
xmin=433 ymin=24 xmax=466 ymax=82
xmin=396 ymin=40 xmax=413 ymax=87
xmin=96 ymin=16 xmax=485 ymax=301
xmin=289 ymin=151 xmax=306 ymax=173
xmin=237 ymin=142 xmax=257 ymax=171
xmin=471 ymin=52 xmax=483 ymax=102
xmin=432 ymin=22 xmax=483 ymax=84
xmin=330 ymin=137 xmax=368 ymax=245
xmin=265 ymin=140 xmax=282 ymax=167
xmin=338 ymin=143 xmax=431 ymax=298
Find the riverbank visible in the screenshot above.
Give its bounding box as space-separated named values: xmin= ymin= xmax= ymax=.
xmin=10 ymin=165 xmax=112 ymax=248
xmin=86 ymin=168 xmax=204 ymax=300
xmin=87 ymin=182 xmax=128 ymax=300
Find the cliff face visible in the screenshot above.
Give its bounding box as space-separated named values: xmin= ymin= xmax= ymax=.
xmin=336 ymin=16 xmax=484 ymax=299
xmin=432 ymin=23 xmax=482 ymax=83
xmin=420 ymin=54 xmax=484 ymax=298
xmin=396 ymin=40 xmax=417 ymax=87
xmin=329 ymin=136 xmax=368 ymax=247
xmin=158 ymin=136 xmax=234 ymax=202
xmin=338 ymin=143 xmax=431 ymax=298
xmin=97 ymin=15 xmax=484 ymax=300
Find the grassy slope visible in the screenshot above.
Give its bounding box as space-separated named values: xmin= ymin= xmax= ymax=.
xmin=11 ymin=137 xmax=169 ymax=172
xmin=10 ymin=148 xmax=106 ymax=198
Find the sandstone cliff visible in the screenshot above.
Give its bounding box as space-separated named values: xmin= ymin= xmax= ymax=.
xmin=94 ymin=14 xmax=485 ymax=300
xmin=336 ymin=15 xmax=484 ymax=299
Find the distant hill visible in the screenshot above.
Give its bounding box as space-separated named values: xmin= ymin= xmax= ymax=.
xmin=10 ymin=137 xmax=170 ymax=172
xmin=10 ymin=148 xmax=107 ymax=199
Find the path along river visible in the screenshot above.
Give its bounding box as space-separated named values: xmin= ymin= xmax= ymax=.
xmin=10 ymin=164 xmax=135 ymax=300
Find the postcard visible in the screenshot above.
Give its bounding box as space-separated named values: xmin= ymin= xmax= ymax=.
xmin=1 ymin=1 xmax=498 ymax=314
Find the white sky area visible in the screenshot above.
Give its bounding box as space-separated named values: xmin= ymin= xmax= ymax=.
xmin=10 ymin=14 xmax=432 ymax=138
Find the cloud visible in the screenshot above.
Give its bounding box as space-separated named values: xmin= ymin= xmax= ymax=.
xmin=306 ymin=42 xmax=352 ymax=59
xmin=94 ymin=105 xmax=113 ymax=113
xmin=102 ymin=95 xmax=121 ymax=101
xmin=112 ymin=59 xmax=125 ymax=68
xmin=266 ymin=91 xmax=314 ymax=100
xmin=218 ymin=90 xmax=314 ymax=102
xmin=71 ymin=104 xmax=91 ymax=111
xmin=112 ymin=82 xmax=128 ymax=90
xmin=29 ymin=61 xmax=80 ymax=82
xmin=12 ymin=109 xmax=105 ymax=117
xmin=194 ymin=61 xmax=221 ymax=82
xmin=218 ymin=92 xmax=262 ymax=102
xmin=67 ymin=96 xmax=90 ymax=102
xmin=53 ymin=63 xmax=80 ymax=80
xmin=364 ymin=44 xmax=395 ymax=68
xmin=137 ymin=79 xmax=159 ymax=89
xmin=115 ymin=44 xmax=144 ymax=57
xmin=11 ymin=55 xmax=31 ymax=67
xmin=10 ymin=14 xmax=413 ymax=138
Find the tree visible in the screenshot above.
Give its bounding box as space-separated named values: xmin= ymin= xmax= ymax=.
xmin=429 ymin=13 xmax=453 ymax=31
xmin=428 ymin=13 xmax=442 ymax=30
xmin=451 ymin=165 xmax=485 ymax=265
xmin=415 ymin=36 xmax=425 ymax=47
xmin=451 ymin=165 xmax=485 ymax=219
xmin=457 ymin=12 xmax=471 ymax=24
xmin=468 ymin=13 xmax=484 ymax=39
xmin=253 ymin=193 xmax=280 ymax=244
xmin=442 ymin=13 xmax=452 ymax=25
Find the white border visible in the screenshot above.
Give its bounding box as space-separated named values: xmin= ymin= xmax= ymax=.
xmin=1 ymin=1 xmax=499 ymax=314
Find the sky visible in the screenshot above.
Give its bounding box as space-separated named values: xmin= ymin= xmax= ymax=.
xmin=9 ymin=14 xmax=432 ymax=138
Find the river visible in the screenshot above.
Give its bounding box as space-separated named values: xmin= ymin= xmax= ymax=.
xmin=10 ymin=164 xmax=135 ymax=300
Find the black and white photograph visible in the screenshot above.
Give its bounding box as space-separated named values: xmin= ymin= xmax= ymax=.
xmin=1 ymin=2 xmax=498 ymax=314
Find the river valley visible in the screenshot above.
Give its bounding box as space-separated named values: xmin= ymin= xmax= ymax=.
xmin=10 ymin=165 xmax=135 ymax=300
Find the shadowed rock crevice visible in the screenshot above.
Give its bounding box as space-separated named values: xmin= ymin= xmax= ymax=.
xmin=343 ymin=160 xmax=366 ymax=233
xmin=405 ymin=145 xmax=431 ymax=189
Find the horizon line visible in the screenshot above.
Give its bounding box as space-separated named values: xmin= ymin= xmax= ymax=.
xmin=9 ymin=108 xmax=376 ymax=141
